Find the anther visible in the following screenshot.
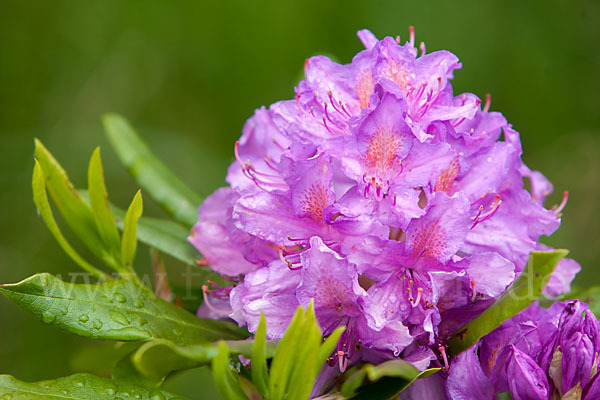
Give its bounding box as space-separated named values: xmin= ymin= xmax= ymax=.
xmin=471 ymin=195 xmax=502 ymax=229
xmin=337 ymin=350 xmax=348 ymax=372
xmin=409 ymin=26 xmax=415 ymax=48
xmin=278 ymin=245 xmax=302 ymax=270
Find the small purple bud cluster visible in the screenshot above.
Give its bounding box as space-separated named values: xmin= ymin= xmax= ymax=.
xmin=441 ymin=301 xmax=600 ymax=400
xmin=189 ymin=28 xmax=581 ymax=383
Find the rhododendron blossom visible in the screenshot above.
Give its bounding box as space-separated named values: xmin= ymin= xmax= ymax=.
xmin=189 ymin=28 xmax=579 ymax=379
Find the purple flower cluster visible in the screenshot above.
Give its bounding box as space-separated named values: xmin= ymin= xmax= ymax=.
xmin=403 ymin=300 xmax=600 ymax=400
xmin=189 ymin=29 xmax=579 ymax=374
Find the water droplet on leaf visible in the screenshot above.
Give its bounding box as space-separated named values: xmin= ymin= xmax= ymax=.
xmin=110 ymin=311 xmax=129 ymax=325
xmin=113 ymin=293 xmax=126 ymax=303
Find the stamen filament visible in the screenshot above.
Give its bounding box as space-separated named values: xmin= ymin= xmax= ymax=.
xmin=202 ymin=285 xmax=230 ymax=316
xmin=552 ymin=191 xmax=568 ymax=216
xmin=411 ymin=287 xmax=423 ymax=308
xmin=439 ymin=345 xmax=449 ymax=370
xmin=483 ymin=93 xmax=491 ymax=112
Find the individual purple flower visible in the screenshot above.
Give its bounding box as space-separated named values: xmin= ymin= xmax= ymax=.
xmin=297 ymin=236 xmax=412 ymax=368
xmin=229 ymin=260 xmax=301 ymax=338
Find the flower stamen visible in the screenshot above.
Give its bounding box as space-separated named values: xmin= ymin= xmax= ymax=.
xmin=483 ymin=93 xmax=491 ymax=112
xmin=471 ymin=194 xmax=502 ymax=229
xmin=552 ymin=191 xmax=568 ymax=217
xmin=439 ymin=345 xmax=449 ymax=370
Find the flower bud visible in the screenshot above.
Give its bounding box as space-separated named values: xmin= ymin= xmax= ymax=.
xmin=562 ymin=332 xmax=595 ymax=394
xmin=497 ymin=345 xmax=550 ymax=400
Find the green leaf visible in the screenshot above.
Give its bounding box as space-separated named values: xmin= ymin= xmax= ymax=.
xmin=121 ymin=190 xmax=143 ymax=269
xmin=317 ymin=325 xmax=345 ymax=373
xmin=88 ymin=147 xmax=122 ymax=264
xmin=0 ymin=273 xmax=249 ymax=344
xmin=132 ymin=339 xmax=218 ymax=381
xmin=212 ymin=341 xmax=248 ymax=400
xmin=266 ymin=302 xmax=343 ymax=400
xmin=251 ymin=314 xmax=269 ymax=399
xmin=269 ymin=305 xmax=306 ymax=400
xmin=287 ymin=303 xmax=323 ymax=400
xmin=448 ymin=249 xmax=568 ymax=355
xmin=341 ymin=360 xmax=441 ymax=400
xmin=118 ymin=213 xmax=198 ymax=266
xmin=79 ymin=189 xmax=200 ymax=266
xmin=102 ymin=113 xmax=202 ymax=227
xmin=112 ymin=350 xmax=162 ymax=389
xmin=34 ymin=139 xmax=115 ymax=269
xmin=0 ymin=373 xmax=187 ymax=399
xmin=130 ymin=338 xmax=277 ymax=381
xmin=32 ymin=160 xmax=109 ymax=280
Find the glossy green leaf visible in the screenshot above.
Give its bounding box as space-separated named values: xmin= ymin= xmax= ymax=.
xmin=0 ymin=273 xmax=249 ymax=344
xmin=32 ymin=160 xmax=109 ymax=280
xmin=267 ymin=302 xmax=343 ymax=400
xmin=88 ymin=147 xmax=122 ymax=264
xmin=112 ymin=350 xmax=162 ymax=389
xmin=34 ymin=139 xmax=114 ymax=268
xmin=102 ymin=113 xmax=202 ymax=227
xmin=251 ymin=314 xmax=269 ymax=399
xmin=449 ymin=249 xmax=568 ymax=355
xmin=287 ymin=304 xmax=323 ymax=400
xmin=212 ymin=341 xmax=248 ymax=400
xmin=269 ymin=305 xmax=306 ymax=400
xmin=118 ymin=213 xmax=198 ymax=266
xmin=342 ymin=360 xmax=441 ymax=400
xmin=121 ymin=190 xmax=143 ymax=269
xmin=130 ymin=337 xmax=277 ymax=381
xmin=317 ymin=325 xmax=345 ymax=373
xmin=79 ymin=189 xmax=200 ymax=266
xmin=0 ymin=373 xmax=187 ymax=399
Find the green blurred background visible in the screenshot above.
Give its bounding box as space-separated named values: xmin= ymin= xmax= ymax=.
xmin=0 ymin=0 xmax=598 ymax=398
